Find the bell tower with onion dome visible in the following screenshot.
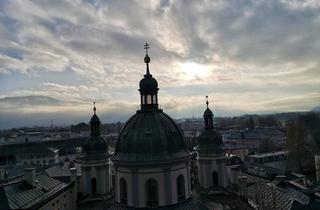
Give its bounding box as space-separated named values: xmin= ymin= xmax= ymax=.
xmin=111 ymin=43 xmax=207 ymax=209
xmin=196 ymin=97 xmax=227 ymax=189
xmin=80 ymin=103 xmax=111 ymax=198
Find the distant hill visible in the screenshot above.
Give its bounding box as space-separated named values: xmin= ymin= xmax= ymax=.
xmin=0 ymin=95 xmax=80 ymax=106
xmin=312 ymin=106 xmax=320 ymax=112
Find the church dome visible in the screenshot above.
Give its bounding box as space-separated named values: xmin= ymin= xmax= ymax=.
xmin=112 ymin=43 xmax=191 ymax=163
xmin=83 ymin=135 xmax=107 ymax=154
xmin=113 ymin=110 xmax=191 ymax=162
xmin=139 ymin=76 xmax=158 ymax=94
xmin=197 ymin=129 xmax=224 ymax=153
xmin=204 ymin=107 xmax=213 ymax=117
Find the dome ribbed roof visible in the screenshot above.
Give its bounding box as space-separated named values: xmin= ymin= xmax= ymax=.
xmin=139 ymin=76 xmax=158 ymax=94
xmin=197 ymin=129 xmax=224 ymax=153
xmin=204 ymin=108 xmax=213 ymax=117
xmin=112 ymin=110 xmax=191 ymax=162
xmin=83 ymin=135 xmax=107 ymax=154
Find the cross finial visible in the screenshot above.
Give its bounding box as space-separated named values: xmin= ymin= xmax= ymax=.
xmin=144 ymin=42 xmax=150 ymax=55
xmin=206 ymin=96 xmax=209 ymax=108
xmin=93 ymin=101 xmax=96 ymax=114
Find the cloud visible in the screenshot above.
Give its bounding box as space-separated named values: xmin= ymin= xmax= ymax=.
xmin=0 ymin=0 xmax=319 ymax=127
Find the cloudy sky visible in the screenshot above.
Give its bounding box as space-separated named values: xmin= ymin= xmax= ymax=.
xmin=0 ymin=0 xmax=320 ymax=128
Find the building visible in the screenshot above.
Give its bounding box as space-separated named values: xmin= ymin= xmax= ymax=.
xmin=0 ymin=168 xmax=76 ymax=210
xmin=223 ymin=127 xmax=286 ymax=152
xmin=248 ymin=151 xmax=287 ymax=173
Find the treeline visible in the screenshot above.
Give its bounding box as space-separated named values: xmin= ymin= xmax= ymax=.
xmin=70 ymin=121 xmax=123 ymax=134
xmin=216 ymin=115 xmax=279 ymax=130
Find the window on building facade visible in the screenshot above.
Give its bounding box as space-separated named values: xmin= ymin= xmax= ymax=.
xmin=177 ymin=175 xmax=186 ymax=202
xmin=212 ymin=171 xmax=219 ymax=187
xmin=146 ymin=179 xmax=159 ymax=208
xmin=120 ymin=178 xmax=127 ymax=205
xmin=91 ymin=178 xmax=97 ymax=194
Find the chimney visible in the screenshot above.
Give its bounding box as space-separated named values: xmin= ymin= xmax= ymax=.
xmin=24 ymin=168 xmax=36 ymax=187
xmin=238 ymin=176 xmax=248 ymax=197
xmin=70 ymin=167 xmax=77 ymax=183
xmin=70 ymin=167 xmax=78 ymax=202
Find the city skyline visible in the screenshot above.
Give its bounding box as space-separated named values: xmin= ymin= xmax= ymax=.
xmin=1 ymin=0 xmax=320 ymax=128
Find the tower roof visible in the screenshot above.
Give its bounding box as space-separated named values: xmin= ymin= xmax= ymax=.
xmin=197 ymin=96 xmax=224 ymax=154
xmin=82 ymin=102 xmax=108 ymax=158
xmin=203 ymin=96 xmax=213 ymax=117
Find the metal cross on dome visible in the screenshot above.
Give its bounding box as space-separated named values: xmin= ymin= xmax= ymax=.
xmin=206 ymin=96 xmax=209 ymax=108
xmin=144 ymin=42 xmax=150 ymax=55
xmin=93 ymin=101 xmax=96 ymax=114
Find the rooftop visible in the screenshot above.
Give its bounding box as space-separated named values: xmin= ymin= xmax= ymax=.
xmin=0 ymin=173 xmax=73 ymax=209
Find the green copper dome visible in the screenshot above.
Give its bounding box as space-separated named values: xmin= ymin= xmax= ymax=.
xmin=139 ymin=76 xmax=158 ymax=94
xmin=204 ymin=108 xmax=213 ymax=117
xmin=112 ymin=110 xmax=191 ymax=162
xmin=197 ymin=129 xmax=224 ymax=153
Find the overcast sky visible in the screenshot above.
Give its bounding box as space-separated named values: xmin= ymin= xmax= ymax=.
xmin=0 ymin=0 xmax=320 ymax=128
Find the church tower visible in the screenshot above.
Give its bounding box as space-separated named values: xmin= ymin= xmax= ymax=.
xmin=196 ymin=97 xmax=227 ymax=189
xmin=80 ymin=103 xmax=111 ymax=197
xmin=111 ymin=43 xmax=200 ymax=208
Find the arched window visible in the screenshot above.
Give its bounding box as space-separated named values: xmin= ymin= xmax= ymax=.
xmin=212 ymin=171 xmax=219 ymax=187
xmin=120 ymin=178 xmax=127 ymax=205
xmin=146 ymin=179 xmax=159 ymax=208
xmin=91 ymin=178 xmax=97 ymax=194
xmin=147 ymin=95 xmax=152 ymax=104
xmin=177 ymin=175 xmax=186 ymax=202
xmin=152 ymin=94 xmax=157 ymax=104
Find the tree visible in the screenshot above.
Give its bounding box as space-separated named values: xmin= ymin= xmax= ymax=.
xmin=286 ymin=116 xmax=318 ymax=179
xmin=247 ymin=117 xmax=255 ymax=130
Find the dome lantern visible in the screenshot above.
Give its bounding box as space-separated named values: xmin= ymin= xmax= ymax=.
xmin=82 ymin=102 xmax=107 ymax=155
xmin=204 ymin=96 xmax=214 ymax=130
xmin=90 ymin=101 xmax=100 ymax=136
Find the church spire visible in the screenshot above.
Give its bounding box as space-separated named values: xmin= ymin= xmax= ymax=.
xmin=206 ymin=96 xmax=209 ymax=108
xmin=203 ymin=96 xmax=214 ymax=129
xmin=139 ymin=43 xmax=159 ymax=111
xmin=90 ymin=101 xmax=101 ymax=136
xmin=144 ymin=42 xmax=151 ymax=77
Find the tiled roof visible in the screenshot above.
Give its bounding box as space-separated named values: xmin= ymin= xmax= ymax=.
xmin=0 ymin=173 xmax=72 ymax=209
xmin=248 ymin=182 xmax=294 ymax=210
xmin=248 ymin=181 xmax=320 ymax=210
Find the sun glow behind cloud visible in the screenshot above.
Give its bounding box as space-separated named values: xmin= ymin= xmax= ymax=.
xmin=179 ymin=62 xmax=210 ymax=80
